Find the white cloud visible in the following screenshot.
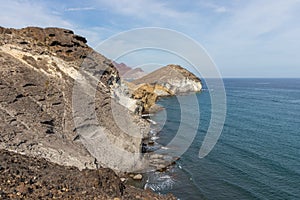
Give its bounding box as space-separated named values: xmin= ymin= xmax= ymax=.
xmin=65 ymin=7 xmax=95 ymax=12
xmin=1 ymin=0 xmax=299 ymax=77
xmin=200 ymin=2 xmax=229 ymax=13
xmin=0 ymin=0 xmax=73 ymax=29
xmin=214 ymin=7 xmax=228 ymax=13
xmin=202 ymin=0 xmax=300 ymax=77
xmin=88 ymin=0 xmax=300 ymax=77
xmin=227 ymin=0 xmax=299 ymax=38
xmin=93 ymin=0 xmax=194 ymax=24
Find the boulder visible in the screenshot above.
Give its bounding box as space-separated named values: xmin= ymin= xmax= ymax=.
xmin=132 ymin=174 xmax=143 ymax=180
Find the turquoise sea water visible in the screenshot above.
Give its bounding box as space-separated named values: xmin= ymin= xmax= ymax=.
xmin=148 ymin=79 xmax=300 ymax=200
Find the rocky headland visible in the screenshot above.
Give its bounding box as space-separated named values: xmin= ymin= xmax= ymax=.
xmin=0 ymin=26 xmax=202 ymax=199
xmin=128 ymin=64 xmax=202 ymax=113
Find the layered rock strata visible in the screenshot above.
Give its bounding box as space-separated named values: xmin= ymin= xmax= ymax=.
xmin=0 ymin=27 xmax=148 ymax=171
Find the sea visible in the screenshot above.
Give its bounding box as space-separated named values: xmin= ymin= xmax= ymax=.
xmin=145 ymin=78 xmax=300 ymax=200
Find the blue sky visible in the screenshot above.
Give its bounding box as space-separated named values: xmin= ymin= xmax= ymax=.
xmin=1 ymin=0 xmax=300 ymax=77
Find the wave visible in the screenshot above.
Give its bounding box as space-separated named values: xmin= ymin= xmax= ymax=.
xmin=220 ymin=179 xmax=261 ymax=199
xmin=255 ymin=82 xmax=270 ymax=85
xmin=151 ymin=136 xmax=160 ymax=140
xmin=221 ymin=141 xmax=300 ymax=178
xmin=151 ymin=79 xmax=300 ymax=199
xmin=144 ymin=173 xmax=175 ymax=192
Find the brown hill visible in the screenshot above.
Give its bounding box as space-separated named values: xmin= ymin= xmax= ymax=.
xmin=113 ymin=61 xmax=131 ymax=75
xmin=0 ymin=26 xmax=149 ymax=171
xmin=0 ymin=26 xmax=175 ymax=199
xmin=113 ymin=61 xmax=146 ymax=80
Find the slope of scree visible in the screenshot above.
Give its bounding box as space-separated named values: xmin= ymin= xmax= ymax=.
xmin=0 ymin=149 xmax=176 ymax=199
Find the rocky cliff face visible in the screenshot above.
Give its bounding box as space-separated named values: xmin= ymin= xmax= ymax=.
xmin=129 ymin=64 xmax=202 ymax=113
xmin=0 ymin=26 xmax=202 ymax=172
xmin=133 ymin=64 xmax=202 ymax=95
xmin=0 ymin=27 xmax=148 ymax=171
xmin=0 ymin=26 xmax=205 ymax=199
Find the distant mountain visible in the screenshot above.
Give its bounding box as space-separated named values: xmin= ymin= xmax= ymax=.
xmin=112 ymin=61 xmax=131 ymax=75
xmin=113 ymin=61 xmax=146 ymax=80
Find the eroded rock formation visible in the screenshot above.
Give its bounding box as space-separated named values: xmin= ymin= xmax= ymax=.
xmin=129 ymin=64 xmax=202 ymax=113
xmin=0 ymin=27 xmax=202 ymax=198
xmin=0 ymin=27 xmax=148 ymax=171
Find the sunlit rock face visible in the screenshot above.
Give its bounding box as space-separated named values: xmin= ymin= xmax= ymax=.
xmin=127 ymin=64 xmax=202 ymax=113
xmin=0 ymin=27 xmax=202 ymax=173
xmin=133 ymin=64 xmax=202 ymax=94
xmin=0 ymin=27 xmax=149 ymax=171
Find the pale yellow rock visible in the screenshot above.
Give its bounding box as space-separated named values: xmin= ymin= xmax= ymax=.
xmin=120 ymin=178 xmax=126 ymax=182
xmin=133 ymin=174 xmax=143 ymax=180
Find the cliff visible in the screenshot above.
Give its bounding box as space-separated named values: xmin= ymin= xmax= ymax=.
xmin=129 ymin=64 xmax=202 ymax=113
xmin=133 ymin=64 xmax=202 ymax=95
xmin=0 ymin=26 xmax=201 ymax=198
xmin=0 ymin=27 xmax=149 ymax=172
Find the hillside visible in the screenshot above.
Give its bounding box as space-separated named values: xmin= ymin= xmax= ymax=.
xmin=113 ymin=61 xmax=147 ymax=80
xmin=0 ymin=149 xmax=175 ymax=199
xmin=0 ymin=27 xmax=150 ymax=171
xmin=0 ymin=26 xmax=203 ymax=199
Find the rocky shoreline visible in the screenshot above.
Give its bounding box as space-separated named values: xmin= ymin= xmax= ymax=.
xmin=0 ymin=26 xmax=202 ymax=199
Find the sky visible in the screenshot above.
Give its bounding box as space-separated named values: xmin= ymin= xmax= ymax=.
xmin=1 ymin=0 xmax=300 ymax=77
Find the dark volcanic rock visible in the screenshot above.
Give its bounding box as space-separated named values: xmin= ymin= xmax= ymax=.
xmin=0 ymin=149 xmax=176 ymax=199
xmin=0 ymin=26 xmax=172 ymax=199
xmin=0 ymin=26 xmax=147 ymax=171
xmin=17 ymin=27 xmax=89 ymax=61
